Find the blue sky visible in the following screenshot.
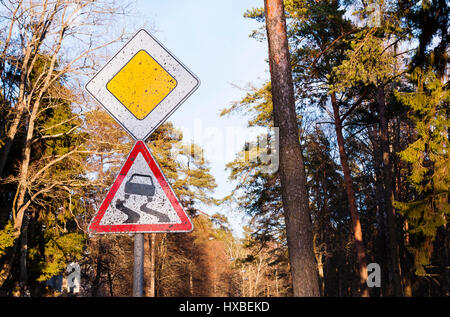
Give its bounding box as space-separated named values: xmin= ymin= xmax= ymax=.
xmin=134 ymin=1 xmax=269 ymax=236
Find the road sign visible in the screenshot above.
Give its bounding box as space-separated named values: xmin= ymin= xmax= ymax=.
xmin=85 ymin=29 xmax=200 ymax=140
xmin=88 ymin=141 xmax=193 ymax=234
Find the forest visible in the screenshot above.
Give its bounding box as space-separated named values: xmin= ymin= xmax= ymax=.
xmin=0 ymin=0 xmax=448 ymax=298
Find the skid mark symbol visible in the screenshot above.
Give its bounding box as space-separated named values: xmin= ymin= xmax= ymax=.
xmin=116 ymin=199 xmax=140 ymax=223
xmin=140 ymin=204 xmax=170 ymax=223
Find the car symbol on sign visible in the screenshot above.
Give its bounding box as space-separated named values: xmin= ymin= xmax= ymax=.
xmin=124 ymin=173 xmax=155 ymax=202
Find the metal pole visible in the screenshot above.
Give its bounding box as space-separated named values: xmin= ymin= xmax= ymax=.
xmin=133 ymin=233 xmax=144 ymax=297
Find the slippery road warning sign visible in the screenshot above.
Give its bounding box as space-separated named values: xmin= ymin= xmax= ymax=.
xmin=85 ymin=29 xmax=200 ymax=140
xmin=88 ymin=141 xmax=193 ymax=234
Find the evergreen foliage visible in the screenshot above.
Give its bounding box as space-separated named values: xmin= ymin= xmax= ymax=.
xmin=394 ymin=69 xmax=449 ymax=276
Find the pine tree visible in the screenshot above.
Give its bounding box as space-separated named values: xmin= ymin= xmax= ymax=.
xmin=394 ymin=69 xmax=449 ymax=277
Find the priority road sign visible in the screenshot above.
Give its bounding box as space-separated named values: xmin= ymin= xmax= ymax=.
xmin=85 ymin=29 xmax=200 ymax=141
xmin=88 ymin=141 xmax=193 ymax=234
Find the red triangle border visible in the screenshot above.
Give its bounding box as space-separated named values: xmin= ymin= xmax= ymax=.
xmin=89 ymin=140 xmax=193 ymax=234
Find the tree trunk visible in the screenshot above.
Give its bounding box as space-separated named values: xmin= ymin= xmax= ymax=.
xmin=370 ymin=127 xmax=388 ymax=296
xmin=107 ymin=267 xmax=114 ymax=297
xmin=144 ymin=233 xmax=156 ymax=297
xmin=0 ymin=236 xmax=19 ymax=288
xmin=0 ymin=192 xmax=33 ymax=288
xmin=376 ymin=86 xmax=403 ymax=296
xmin=0 ymin=106 xmax=25 ymax=177
xmin=330 ymin=92 xmax=369 ymax=297
xmin=18 ymin=210 xmax=30 ymax=293
xmin=92 ymin=240 xmax=103 ymax=297
xmin=264 ymin=0 xmax=320 ymax=297
xmin=444 ymin=227 xmax=450 ymax=296
xmin=189 ymin=270 xmax=194 ymax=297
xmin=275 ymin=269 xmax=279 ymax=297
xmin=321 ymin=170 xmax=331 ymax=296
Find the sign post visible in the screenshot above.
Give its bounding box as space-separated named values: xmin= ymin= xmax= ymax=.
xmin=133 ymin=233 xmax=145 ymax=297
xmin=85 ymin=29 xmax=199 ymax=296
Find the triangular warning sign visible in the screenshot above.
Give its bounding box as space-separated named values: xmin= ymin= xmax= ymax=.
xmin=89 ymin=141 xmax=193 ymax=234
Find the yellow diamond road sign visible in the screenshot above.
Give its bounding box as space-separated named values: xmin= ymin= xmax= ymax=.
xmin=85 ymin=29 xmax=200 ymax=140
xmin=107 ymin=50 xmax=178 ymax=120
